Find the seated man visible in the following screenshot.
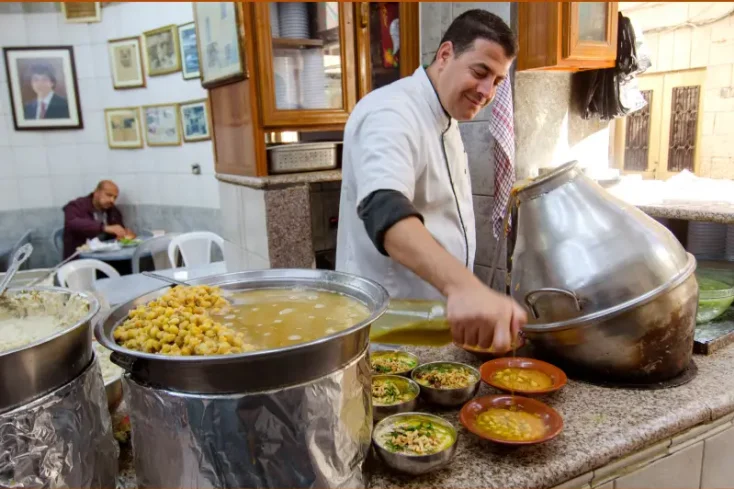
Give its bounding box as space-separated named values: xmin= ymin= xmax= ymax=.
xmin=62 ymin=180 xmax=135 ymax=259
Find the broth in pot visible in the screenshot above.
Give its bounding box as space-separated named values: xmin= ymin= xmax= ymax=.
xmin=216 ymin=288 xmax=371 ymax=350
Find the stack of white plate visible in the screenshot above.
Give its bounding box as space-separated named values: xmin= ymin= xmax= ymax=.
xmin=687 ymin=221 xmax=727 ymax=260
xmin=279 ymin=2 xmax=309 ymax=39
xmin=301 ymin=50 xmax=327 ymax=109
xmin=270 ymin=3 xmax=280 ymax=38
xmin=726 ymin=225 xmax=734 ymax=261
xmin=273 ymin=56 xmax=299 ymax=109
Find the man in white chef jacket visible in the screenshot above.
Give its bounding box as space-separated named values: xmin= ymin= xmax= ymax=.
xmin=336 ymin=10 xmax=526 ymax=354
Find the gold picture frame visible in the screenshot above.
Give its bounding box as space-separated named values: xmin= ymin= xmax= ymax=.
xmin=192 ymin=2 xmax=247 ymax=88
xmin=142 ymin=24 xmax=181 ymax=77
xmin=179 ymin=98 xmax=211 ymax=143
xmin=104 ymin=106 xmax=143 ymax=149
xmin=107 ymin=36 xmax=146 ymax=89
xmin=142 ymin=103 xmax=182 ymax=147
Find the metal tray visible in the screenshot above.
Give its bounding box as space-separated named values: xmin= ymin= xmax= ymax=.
xmin=267 ymin=142 xmax=341 ymax=174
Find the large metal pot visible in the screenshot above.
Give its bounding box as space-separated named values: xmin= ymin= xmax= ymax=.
xmin=95 ymin=269 xmax=390 ymax=488
xmin=508 ymin=161 xmax=698 ymax=382
xmin=0 ymin=286 xmax=100 ymax=413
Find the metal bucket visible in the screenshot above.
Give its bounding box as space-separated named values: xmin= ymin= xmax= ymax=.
xmin=0 ymin=356 xmax=119 ymax=488
xmin=95 ymin=269 xmax=390 ymax=488
xmin=506 ymin=161 xmax=698 ymax=382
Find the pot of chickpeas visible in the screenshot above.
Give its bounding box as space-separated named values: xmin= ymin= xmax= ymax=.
xmin=94 ymin=268 xmax=390 ymax=488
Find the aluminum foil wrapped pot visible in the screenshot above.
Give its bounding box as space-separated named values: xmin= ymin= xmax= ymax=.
xmin=0 ymin=356 xmax=119 ymax=488
xmin=96 ymin=269 xmax=390 ymax=489
xmin=508 ymin=161 xmax=698 ymax=383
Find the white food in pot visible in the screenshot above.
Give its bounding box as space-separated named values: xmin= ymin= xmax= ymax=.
xmin=0 ymin=290 xmax=90 ymax=354
xmin=93 ymin=341 xmax=124 ymax=384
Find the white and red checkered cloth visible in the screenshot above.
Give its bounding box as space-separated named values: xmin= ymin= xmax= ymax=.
xmin=489 ymin=77 xmax=515 ymax=239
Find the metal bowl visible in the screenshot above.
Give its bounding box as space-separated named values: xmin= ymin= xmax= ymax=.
xmin=411 ymin=361 xmax=480 ymax=407
xmin=95 ymin=269 xmax=390 ymax=394
xmin=0 ymin=287 xmax=100 ymax=413
xmin=372 ymin=374 xmax=420 ymax=422
xmin=372 ymin=412 xmax=457 ymax=475
xmin=369 ymin=349 xmax=420 ymax=377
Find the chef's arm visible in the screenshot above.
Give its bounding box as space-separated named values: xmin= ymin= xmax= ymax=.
xmin=359 ymin=190 xmax=525 ymax=353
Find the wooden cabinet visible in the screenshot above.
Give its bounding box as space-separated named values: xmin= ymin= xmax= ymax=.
xmin=354 ymin=2 xmax=420 ymax=99
xmin=518 ymin=2 xmax=618 ymax=72
xmin=203 ymin=2 xmax=419 ymax=177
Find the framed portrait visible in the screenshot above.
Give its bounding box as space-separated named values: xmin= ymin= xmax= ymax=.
xmin=179 ymin=98 xmax=211 ymax=142
xmin=108 ymin=36 xmax=146 ymax=89
xmin=178 ymin=22 xmax=200 ymax=80
xmin=143 ymin=103 xmax=182 ymax=146
xmin=3 ymin=46 xmax=83 ymax=131
xmin=193 ymin=2 xmax=247 ymax=88
xmin=104 ymin=106 xmax=143 ymax=149
xmin=142 ymin=25 xmax=181 ymax=77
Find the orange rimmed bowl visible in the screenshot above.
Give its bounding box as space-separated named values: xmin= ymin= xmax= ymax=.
xmin=459 ymin=395 xmax=563 ymax=446
xmin=479 ymin=357 xmax=567 ymax=396
xmin=457 ymin=335 xmax=527 ymax=359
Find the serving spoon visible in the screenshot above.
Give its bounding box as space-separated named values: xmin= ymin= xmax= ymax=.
xmin=0 ymin=243 xmax=34 ymax=310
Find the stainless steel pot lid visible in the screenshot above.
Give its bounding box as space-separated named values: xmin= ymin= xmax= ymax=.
xmin=509 ymin=161 xmax=693 ymax=329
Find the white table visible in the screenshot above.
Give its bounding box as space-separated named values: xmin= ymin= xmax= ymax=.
xmin=93 ymin=261 xmax=230 ymax=307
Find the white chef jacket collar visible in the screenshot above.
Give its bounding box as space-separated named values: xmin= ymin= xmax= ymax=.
xmin=414 ymin=67 xmax=453 ymax=132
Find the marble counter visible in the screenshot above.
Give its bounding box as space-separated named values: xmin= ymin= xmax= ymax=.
xmin=216 ymin=169 xmax=342 ymax=189
xmin=115 ymin=342 xmax=734 ymax=489
xmin=637 ymin=202 xmax=734 ymax=225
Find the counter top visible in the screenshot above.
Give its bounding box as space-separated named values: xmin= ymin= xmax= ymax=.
xmin=636 ymin=202 xmax=734 ymax=225
xmin=367 ymin=344 xmax=734 ymax=489
xmin=115 ymin=342 xmax=734 ymax=489
xmin=216 ymin=169 xmax=342 ymax=189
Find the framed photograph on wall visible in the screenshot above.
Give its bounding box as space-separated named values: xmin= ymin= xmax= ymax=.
xmin=104 ymin=106 xmax=143 ymax=149
xmin=178 ymin=22 xmax=200 ymax=80
xmin=142 ymin=24 xmax=181 ymax=76
xmin=179 ymin=98 xmax=211 ymax=142
xmin=108 ymin=36 xmax=146 ymax=89
xmin=143 ymin=103 xmax=182 ymax=146
xmin=3 ymin=46 xmax=83 ymax=130
xmin=192 ymin=2 xmax=247 ymax=88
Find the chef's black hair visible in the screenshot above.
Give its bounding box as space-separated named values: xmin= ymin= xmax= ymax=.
xmin=435 ymin=9 xmax=517 ymax=60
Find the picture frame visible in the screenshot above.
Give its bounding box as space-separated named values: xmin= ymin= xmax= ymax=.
xmin=178 ymin=22 xmax=200 ymax=80
xmin=3 ymin=46 xmax=83 ymax=131
xmin=192 ymin=2 xmax=247 ymax=88
xmin=142 ymin=24 xmax=181 ymax=77
xmin=143 ymin=103 xmax=182 ymax=147
xmin=104 ymin=106 xmax=143 ymax=149
xmin=179 ymin=98 xmax=211 ymax=142
xmin=107 ymin=36 xmax=146 ymax=89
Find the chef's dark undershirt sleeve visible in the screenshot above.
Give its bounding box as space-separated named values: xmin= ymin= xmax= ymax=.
xmin=357 ymin=189 xmax=424 ymax=256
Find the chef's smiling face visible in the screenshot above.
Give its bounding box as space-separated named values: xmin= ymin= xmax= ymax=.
xmin=431 ymin=39 xmax=514 ymax=121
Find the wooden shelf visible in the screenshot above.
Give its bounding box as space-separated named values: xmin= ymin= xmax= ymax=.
xmin=272 ymin=38 xmax=324 ymax=49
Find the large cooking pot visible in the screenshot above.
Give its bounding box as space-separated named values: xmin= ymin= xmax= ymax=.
xmin=507 ymin=161 xmax=698 ymax=383
xmin=95 ymin=269 xmax=390 ymax=488
xmin=0 ymin=286 xmax=100 ymax=412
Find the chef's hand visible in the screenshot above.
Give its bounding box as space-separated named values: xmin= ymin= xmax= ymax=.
xmin=445 ymin=277 xmax=527 ymax=354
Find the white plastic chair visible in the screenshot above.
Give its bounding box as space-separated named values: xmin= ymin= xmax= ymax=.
xmin=57 ymin=259 xmax=121 ymax=291
xmin=167 ymin=232 xmax=225 ymax=269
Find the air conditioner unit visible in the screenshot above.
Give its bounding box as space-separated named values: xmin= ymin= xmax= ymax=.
xmin=60 ymin=2 xmax=101 ymax=23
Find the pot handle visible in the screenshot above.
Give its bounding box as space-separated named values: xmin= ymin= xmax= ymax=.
xmin=110 ymin=351 xmax=136 ymax=372
xmin=524 ymin=288 xmax=582 ymax=319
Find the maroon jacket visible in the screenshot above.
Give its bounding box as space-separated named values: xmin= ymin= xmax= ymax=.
xmin=62 ymin=194 xmax=124 ymax=259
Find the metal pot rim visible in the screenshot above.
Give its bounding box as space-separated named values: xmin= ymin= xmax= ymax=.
xmin=515 ymin=160 xmax=579 ymax=203
xmin=0 ymin=286 xmax=100 ymax=357
xmin=94 ymin=268 xmax=390 ymax=366
xmin=522 ymin=253 xmax=697 ymax=332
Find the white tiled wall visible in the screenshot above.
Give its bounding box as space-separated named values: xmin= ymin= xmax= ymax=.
xmin=0 ymin=2 xmax=219 ymax=212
